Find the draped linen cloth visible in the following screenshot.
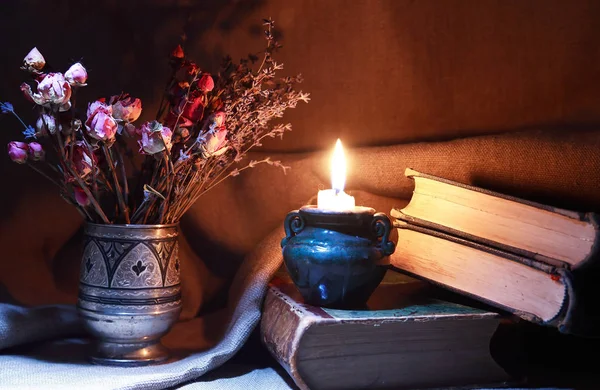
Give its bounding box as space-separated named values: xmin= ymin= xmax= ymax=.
xmin=0 ymin=128 xmax=599 ymax=389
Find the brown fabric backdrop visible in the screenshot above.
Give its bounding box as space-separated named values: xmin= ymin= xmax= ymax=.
xmin=1 ymin=0 xmax=600 ymax=333
xmin=2 ymin=0 xmax=600 ymax=151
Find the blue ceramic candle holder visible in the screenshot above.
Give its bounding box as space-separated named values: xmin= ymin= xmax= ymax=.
xmin=280 ymin=205 xmax=396 ymax=309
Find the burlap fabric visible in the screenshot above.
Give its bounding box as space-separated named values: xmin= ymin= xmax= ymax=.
xmin=0 ymin=128 xmax=599 ymax=389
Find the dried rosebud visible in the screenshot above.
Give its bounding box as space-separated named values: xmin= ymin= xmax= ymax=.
xmin=138 ymin=120 xmax=172 ymax=155
xmin=171 ymin=44 xmax=184 ymax=59
xmin=72 ymin=141 xmax=97 ymax=176
xmin=23 ymin=47 xmax=45 ymax=71
xmin=175 ymin=126 xmax=190 ymax=139
xmin=180 ymin=95 xmax=204 ymax=122
xmin=72 ymin=118 xmax=82 ymax=132
xmin=28 ymin=142 xmax=45 ymax=161
xmin=187 ymin=63 xmax=200 ymax=76
xmin=213 ymin=111 xmax=226 ymax=127
xmin=85 ymin=100 xmax=117 ymax=142
xmin=36 ymin=113 xmax=57 ymax=136
xmin=175 ymin=62 xmax=200 ymax=84
xmin=200 ymin=127 xmax=228 ymax=158
xmin=21 ymin=73 xmax=72 ymax=111
xmin=74 ymin=187 xmax=90 ymax=207
xmin=7 ymin=141 xmax=28 ymax=164
xmin=65 ymin=62 xmax=88 ymax=86
xmin=112 ymin=96 xmax=142 ymax=123
xmin=168 ymin=82 xmax=188 ymax=104
xmin=197 ymin=74 xmax=214 ymax=92
xmin=175 ymin=62 xmax=199 ymax=82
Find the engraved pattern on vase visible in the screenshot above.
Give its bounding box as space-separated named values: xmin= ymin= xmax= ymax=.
xmin=77 ymin=224 xmax=182 ymax=316
xmin=112 ymin=243 xmax=163 ymax=288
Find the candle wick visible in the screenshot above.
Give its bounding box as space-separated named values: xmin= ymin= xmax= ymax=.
xmin=334 ymin=188 xmax=340 ymax=196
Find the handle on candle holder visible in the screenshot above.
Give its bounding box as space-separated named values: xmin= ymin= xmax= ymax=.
xmin=372 ymin=213 xmax=395 ymax=256
xmin=281 ymin=210 xmax=306 ymax=248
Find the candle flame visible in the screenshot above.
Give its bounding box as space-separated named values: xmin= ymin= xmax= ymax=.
xmin=331 ymin=139 xmax=346 ymax=193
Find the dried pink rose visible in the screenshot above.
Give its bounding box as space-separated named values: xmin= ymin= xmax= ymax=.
xmin=65 ymin=62 xmax=88 ymax=86
xmin=21 ymin=73 xmax=72 ymax=111
xmin=112 ymin=96 xmax=142 ymax=123
xmin=197 ymin=74 xmax=214 ymax=92
xmin=23 ymin=47 xmax=45 ymax=71
xmin=28 ymin=142 xmax=45 ymax=161
xmin=87 ymin=99 xmax=109 ymax=118
xmin=7 ymin=141 xmax=28 ymax=164
xmin=86 ymin=100 xmax=118 ymax=142
xmin=200 ymin=127 xmax=228 ymax=158
xmin=36 ymin=113 xmax=57 ymax=135
xmin=138 ymin=120 xmax=172 ymax=155
xmin=72 ymin=141 xmax=97 ymax=176
xmin=74 ymin=187 xmax=90 ymax=207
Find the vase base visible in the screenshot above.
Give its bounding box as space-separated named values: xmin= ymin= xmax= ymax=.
xmin=89 ymin=340 xmax=170 ymax=367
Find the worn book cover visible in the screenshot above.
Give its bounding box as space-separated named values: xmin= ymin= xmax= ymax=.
xmin=261 ymin=269 xmax=512 ymax=390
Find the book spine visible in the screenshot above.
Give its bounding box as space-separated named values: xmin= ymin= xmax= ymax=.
xmin=576 ymin=212 xmax=600 ymax=270
xmin=555 ymin=267 xmax=577 ymax=335
xmin=260 ymin=286 xmax=313 ymax=390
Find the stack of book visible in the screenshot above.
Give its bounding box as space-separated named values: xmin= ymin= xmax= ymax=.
xmin=261 ymin=269 xmax=514 ymax=390
xmin=389 ymin=168 xmax=600 ymax=336
xmin=260 ymin=167 xmax=599 ymax=389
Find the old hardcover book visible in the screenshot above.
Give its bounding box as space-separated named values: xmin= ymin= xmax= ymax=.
xmin=260 ymin=270 xmax=511 ymax=390
xmin=386 ymin=220 xmax=580 ymax=334
xmin=390 ymin=168 xmax=600 ymax=269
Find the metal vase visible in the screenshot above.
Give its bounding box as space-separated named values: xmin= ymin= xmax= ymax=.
xmin=77 ymin=222 xmax=182 ymax=366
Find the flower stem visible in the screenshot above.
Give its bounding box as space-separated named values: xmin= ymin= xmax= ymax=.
xmin=56 ymin=130 xmax=110 ymax=223
xmin=26 ymin=163 xmax=63 ymax=189
xmin=102 ymin=144 xmax=130 ymax=223
xmin=116 ymin=145 xmax=129 ymax=207
xmin=175 ymin=158 xmax=271 ymax=220
xmin=82 ymin=138 xmax=99 ymax=199
xmin=159 ymin=151 xmax=173 ymax=223
xmin=10 ymin=110 xmax=29 ymax=131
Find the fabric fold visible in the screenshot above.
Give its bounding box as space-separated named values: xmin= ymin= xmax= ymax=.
xmin=0 ymin=228 xmax=285 ymax=390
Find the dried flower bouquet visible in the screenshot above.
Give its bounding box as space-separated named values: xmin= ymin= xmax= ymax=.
xmin=3 ymin=19 xmax=309 ymax=225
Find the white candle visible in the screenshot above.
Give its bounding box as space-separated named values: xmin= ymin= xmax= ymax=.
xmin=317 ymin=188 xmax=355 ymax=210
xmin=317 ymin=139 xmax=356 ymax=211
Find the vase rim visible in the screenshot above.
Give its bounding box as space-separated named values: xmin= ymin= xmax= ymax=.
xmin=84 ymin=222 xmax=179 ymax=229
